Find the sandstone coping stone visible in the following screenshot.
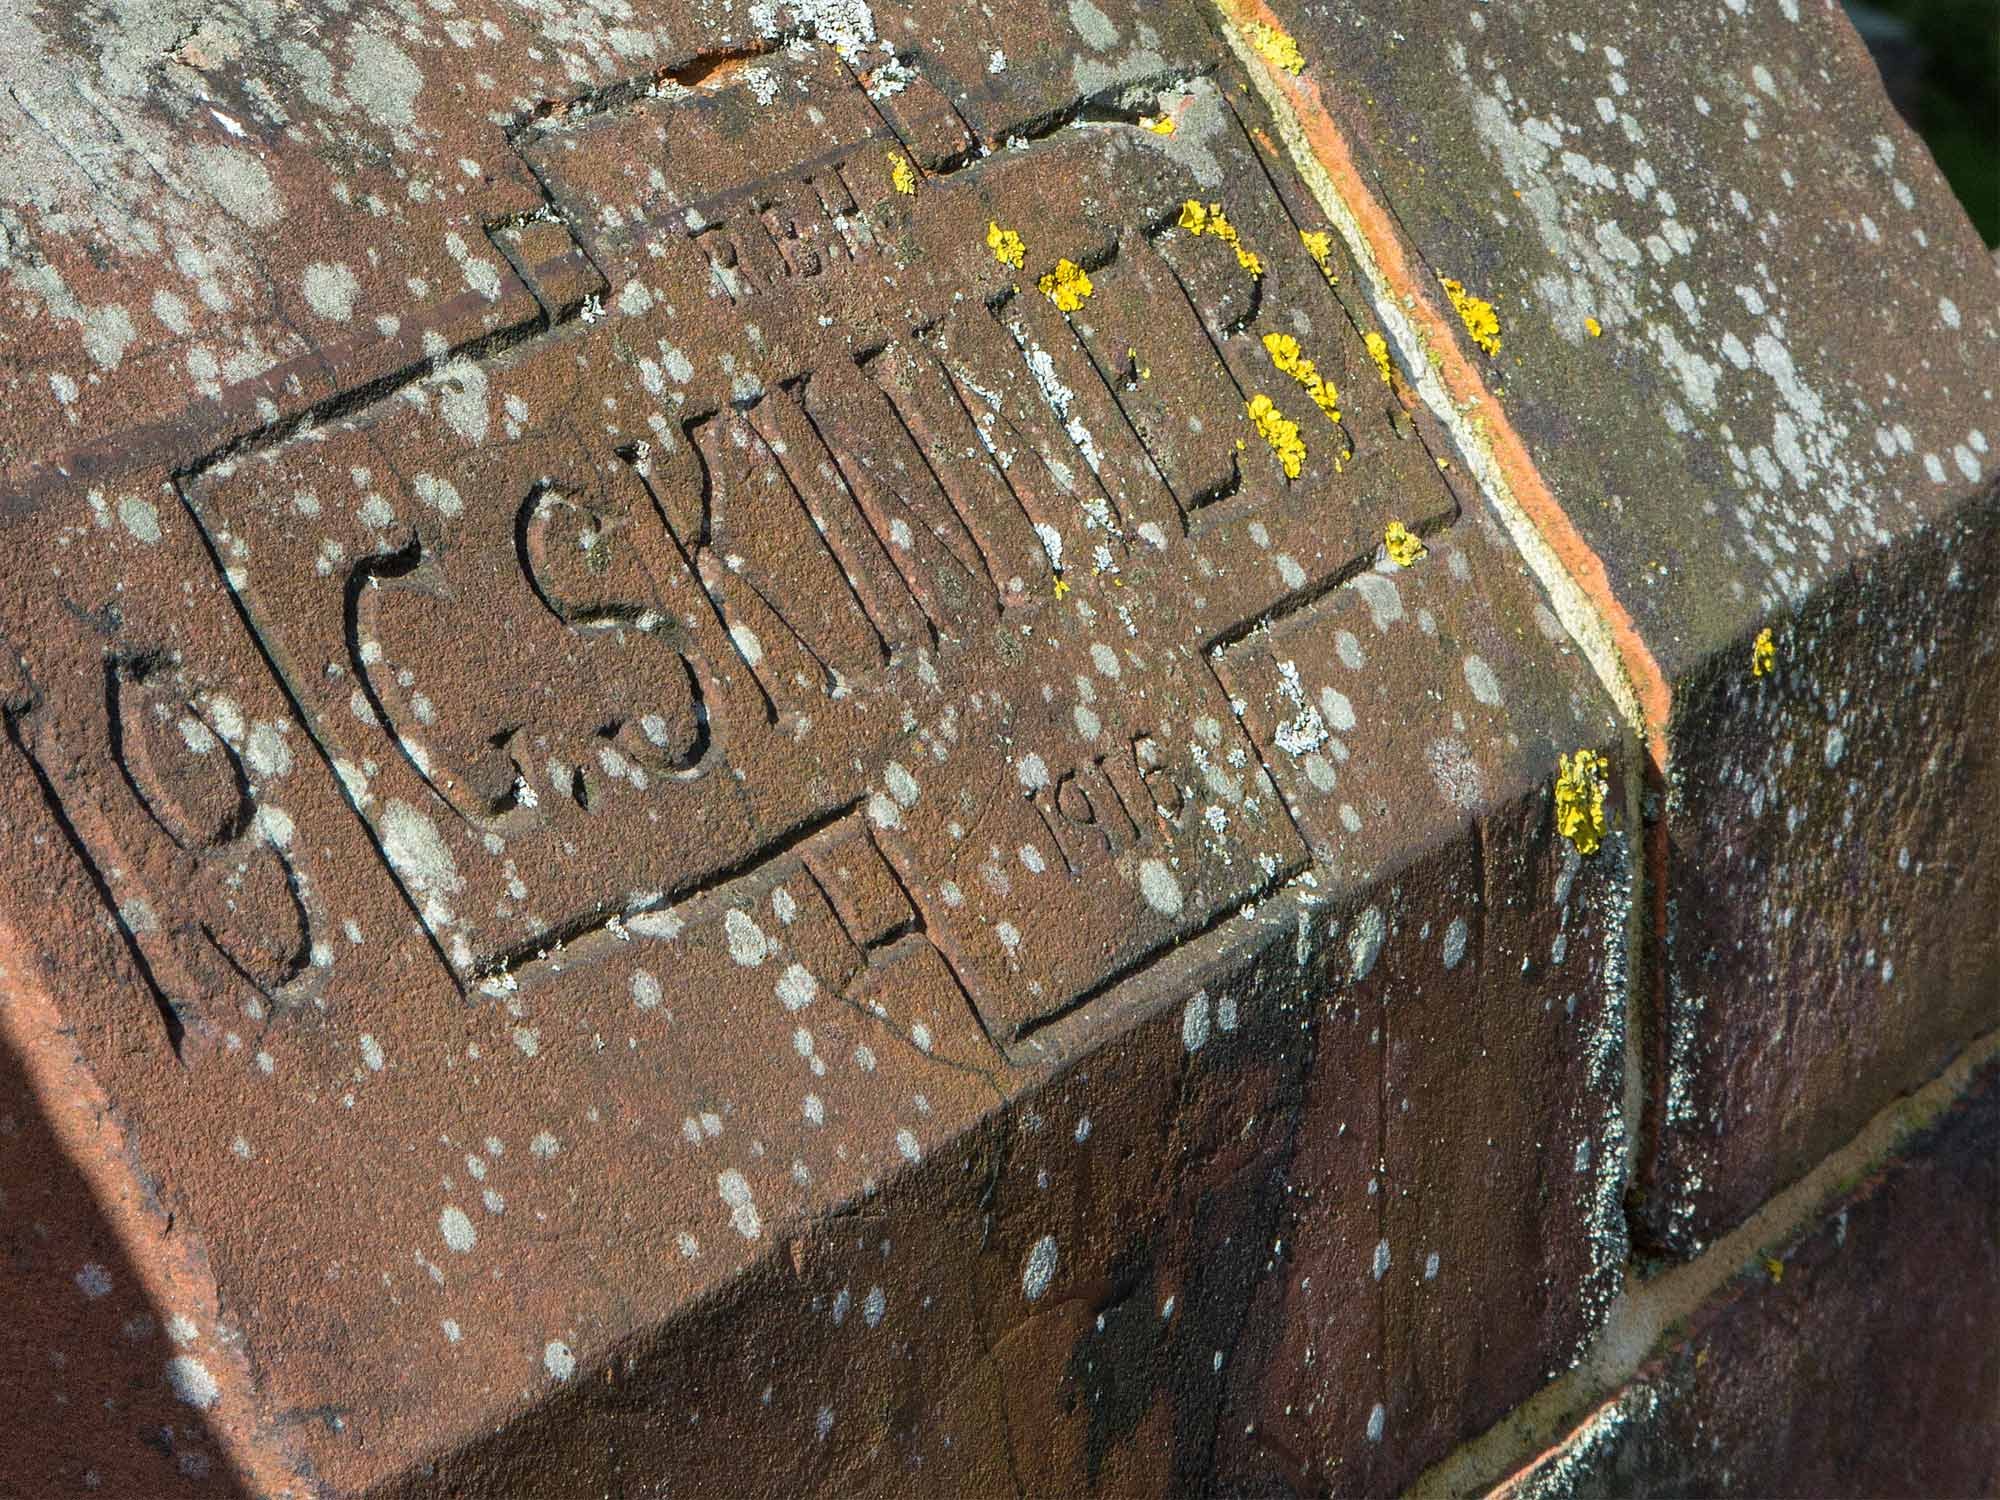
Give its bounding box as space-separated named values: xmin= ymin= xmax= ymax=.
xmin=1230 ymin=0 xmax=2000 ymax=1254
xmin=4 ymin=0 xmax=1978 ymax=1492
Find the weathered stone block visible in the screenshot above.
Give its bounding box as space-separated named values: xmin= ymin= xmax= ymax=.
xmin=1212 ymin=790 xmax=1629 ymax=1496
xmin=1648 ymin=492 xmax=2000 ymax=1249
xmin=7 ymin=0 xmax=1983 ymax=1491
xmin=1496 ymin=1062 xmax=2000 ymax=1498
xmin=1238 ymin=0 xmax=2000 ymax=1251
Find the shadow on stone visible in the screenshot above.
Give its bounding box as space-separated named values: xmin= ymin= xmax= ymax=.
xmin=0 ymin=1030 xmax=254 ymax=1496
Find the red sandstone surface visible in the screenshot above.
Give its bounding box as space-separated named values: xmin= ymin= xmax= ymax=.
xmin=0 ymin=0 xmax=1991 ymax=1494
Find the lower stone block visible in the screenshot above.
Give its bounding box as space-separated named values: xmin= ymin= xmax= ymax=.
xmin=1211 ymin=789 xmax=1631 ymax=1496
xmin=1502 ymin=1061 xmax=2000 ymax=1499
xmin=1643 ymin=492 xmax=2000 ymax=1253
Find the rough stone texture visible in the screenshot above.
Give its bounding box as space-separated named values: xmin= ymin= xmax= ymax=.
xmin=2 ymin=0 xmax=1994 ymax=1492
xmin=1211 ymin=799 xmax=1629 ymax=1498
xmin=1249 ymin=0 xmax=2000 ymax=1252
xmin=0 ymin=0 xmax=1644 ymax=1493
xmin=1649 ymin=488 xmax=2000 ymax=1249
xmin=1495 ymin=1061 xmax=2000 ymax=1499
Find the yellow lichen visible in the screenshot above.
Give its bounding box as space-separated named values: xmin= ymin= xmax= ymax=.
xmin=1554 ymin=749 xmax=1610 ymax=857
xmin=1244 ymin=19 xmax=1305 ymax=74
xmin=1584 ymin=316 xmax=1603 ymax=338
xmin=1364 ymin=331 xmax=1395 ymax=385
xmin=1177 ymin=199 xmax=1264 ymax=277
xmin=1246 ymin=393 xmax=1306 ymax=479
xmin=1141 ymin=114 xmax=1176 ymax=135
xmin=888 ymin=151 xmax=918 ymax=195
xmin=1299 ymin=229 xmax=1335 ymax=280
xmin=1384 ymin=521 xmax=1426 ymax=567
xmin=1442 ymin=276 xmax=1502 ymax=356
xmin=1763 ymin=1256 xmax=1785 ymax=1283
xmin=1052 ymin=575 xmax=1070 ymax=599
xmin=1751 ymin=626 xmax=1776 ymax=679
xmin=987 ymin=221 xmax=1025 ymax=270
xmin=1261 ymin=332 xmax=1342 ymax=426
xmin=1038 ymin=258 xmax=1093 ymax=312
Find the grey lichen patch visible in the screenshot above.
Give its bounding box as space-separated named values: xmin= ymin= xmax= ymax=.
xmin=1432 ymin=10 xmax=1996 ymax=649
xmin=117 ymin=492 xmax=162 ymax=543
xmin=1068 ymin=0 xmax=1120 ymax=50
xmin=186 ymin=143 xmax=284 ymax=230
xmin=303 ymin=262 xmax=360 ymax=322
xmin=343 ymin=30 xmax=425 ymax=131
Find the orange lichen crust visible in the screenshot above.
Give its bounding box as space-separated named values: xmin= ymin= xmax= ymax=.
xmin=1178 ymin=199 xmax=1264 ymax=277
xmin=1246 ymin=393 xmax=1306 ymax=478
xmin=1384 ymin=521 xmax=1426 ymax=567
xmin=1442 ymin=276 xmax=1502 ymax=356
xmin=1299 ymin=228 xmax=1335 ymax=279
xmin=1243 ymin=18 xmax=1305 ymax=73
xmin=1261 ymin=333 xmax=1341 ymax=427
xmin=1038 ymin=258 xmax=1093 ymax=311
xmin=987 ymin=221 xmax=1025 ymax=269
xmin=1554 ymin=749 xmax=1610 ymax=855
xmin=1751 ymin=626 xmax=1776 ymax=678
xmin=1364 ymin=331 xmax=1395 ymax=385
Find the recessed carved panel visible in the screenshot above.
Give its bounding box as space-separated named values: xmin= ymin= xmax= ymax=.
xmin=181 ymin=46 xmax=1464 ymax=1041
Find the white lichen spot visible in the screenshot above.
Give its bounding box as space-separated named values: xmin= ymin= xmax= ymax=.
xmin=118 ymin=494 xmax=162 ymax=545
xmin=1022 ymin=1234 xmax=1059 ymax=1299
xmin=412 ymin=473 xmax=464 ymax=517
xmin=1442 ymin=917 xmax=1470 ymax=971
xmin=1182 ymin=991 xmax=1211 ymax=1052
xmin=776 ymin=963 xmax=817 ymax=1011
xmin=1138 ymin=858 xmax=1183 ymax=917
xmin=1462 ymin=655 xmax=1503 ymax=707
xmin=884 ymin=761 xmax=921 ymax=807
xmin=541 ymin=1341 xmax=576 ymax=1381
xmin=1348 ymin=906 xmax=1386 ymax=983
xmin=380 ymin=800 xmax=463 ymax=928
xmin=725 ymin=909 xmax=770 ymax=966
xmin=302 ymin=262 xmax=360 ymax=322
xmin=439 ymin=1206 xmax=477 ymax=1253
xmin=631 ymin=970 xmax=663 ymax=1009
xmin=718 ymin=1169 xmax=762 ymax=1239
xmin=165 ymin=1356 xmax=220 ymax=1410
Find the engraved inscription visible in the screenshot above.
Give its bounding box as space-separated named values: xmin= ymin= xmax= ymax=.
xmin=181 ymin=48 xmax=1465 ymax=1039
xmin=352 ymin=486 xmax=714 ymax=828
xmin=8 ymin=649 xmax=326 ymax=1061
